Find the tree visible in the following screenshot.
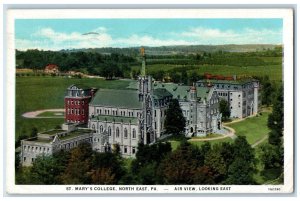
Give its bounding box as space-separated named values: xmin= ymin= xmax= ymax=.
xmin=151 ymin=70 xmax=165 ymax=81
xmin=225 ymin=136 xmax=256 ymax=184
xmin=131 ymin=142 xmax=171 ymax=184
xmin=61 ymin=142 xmax=93 ymax=184
xmin=92 ymin=152 xmax=125 ymax=183
xmin=192 ymin=166 xmax=215 ymax=184
xmin=259 ymin=143 xmax=283 ymax=170
xmin=260 ymin=76 xmax=274 ymax=106
xmin=30 ymin=127 xmax=38 ymax=138
xmin=204 ymin=149 xmax=227 ymax=183
xmin=268 ymin=129 xmax=282 ymax=146
xmin=159 ymin=142 xmax=197 ymax=184
xmin=268 ymin=85 xmax=283 ymax=133
xmin=29 ymin=155 xmax=65 ymax=184
xmin=164 ymin=99 xmax=186 ymax=134
xmin=180 ymin=70 xmax=188 ymax=85
xmin=189 ymin=71 xmax=200 ymax=84
xmin=219 ymin=99 xmax=230 ymax=120
xmin=225 ymin=157 xmax=256 ymax=185
xmin=90 ymin=167 xmax=116 ymax=184
xmin=169 ymin=71 xmax=181 ymax=83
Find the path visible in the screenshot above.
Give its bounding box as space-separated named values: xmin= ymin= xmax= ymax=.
xmin=22 ymin=108 xmax=65 ymax=118
xmin=188 ymin=125 xmax=237 ymax=142
xmin=251 ymin=135 xmax=268 ymax=148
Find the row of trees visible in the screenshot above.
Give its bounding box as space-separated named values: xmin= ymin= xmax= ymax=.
xmin=16 ymin=50 xmax=136 ymax=79
xmin=131 ymin=136 xmax=256 ymax=185
xmin=258 ymin=85 xmax=284 ymax=181
xmin=16 ymin=135 xmax=256 ymax=185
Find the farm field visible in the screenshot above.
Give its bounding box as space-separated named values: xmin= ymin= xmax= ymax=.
xmin=15 ymin=76 xmax=132 ymax=138
xmin=133 ymin=63 xmax=282 ymax=82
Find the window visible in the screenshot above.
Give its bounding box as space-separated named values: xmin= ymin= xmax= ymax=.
xmin=24 ymin=157 xmax=26 ymax=162
xmin=82 ymin=109 xmax=84 ymax=115
xmin=68 ymin=109 xmax=70 ymax=115
xmin=124 ymin=146 xmax=127 ymax=153
xmin=132 ymin=129 xmax=136 ymax=139
xmin=100 ymin=125 xmax=104 ymax=133
xmin=124 ymin=128 xmax=128 ymax=138
xmin=71 ymin=109 xmax=73 ymax=114
xmin=67 ymin=100 xmax=70 ymax=105
xmin=108 ymin=127 xmax=111 ymax=136
xmin=116 ymin=127 xmax=120 ymax=138
xmin=82 ymin=100 xmax=84 ymax=105
xmin=132 ymin=147 xmax=136 ymax=154
xmin=97 ymin=109 xmax=99 ymax=114
xmin=92 ymin=124 xmax=95 ymax=130
xmin=71 ymin=100 xmax=73 ymax=105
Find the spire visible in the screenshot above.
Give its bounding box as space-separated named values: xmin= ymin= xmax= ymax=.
xmin=140 ymin=47 xmax=146 ymax=76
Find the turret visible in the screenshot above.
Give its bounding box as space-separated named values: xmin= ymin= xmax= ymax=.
xmin=190 ymin=83 xmax=197 ymax=101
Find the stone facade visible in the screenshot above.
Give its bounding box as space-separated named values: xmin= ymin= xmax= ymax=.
xmin=196 ymin=79 xmax=260 ymax=118
xmin=20 ymin=127 xmax=93 ymax=166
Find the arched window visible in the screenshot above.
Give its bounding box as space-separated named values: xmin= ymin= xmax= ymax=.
xmin=116 ymin=127 xmax=120 ymax=138
xmin=92 ymin=124 xmax=95 ymax=130
xmin=132 ymin=129 xmax=136 ymax=139
xmin=108 ymin=126 xmax=111 ymax=136
xmin=124 ymin=128 xmax=128 ymax=138
xmin=100 ymin=125 xmax=103 ymax=133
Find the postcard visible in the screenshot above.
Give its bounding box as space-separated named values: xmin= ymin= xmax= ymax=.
xmin=4 ymin=8 xmax=294 ymax=194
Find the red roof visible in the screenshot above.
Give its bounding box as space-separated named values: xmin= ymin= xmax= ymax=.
xmin=45 ymin=64 xmax=59 ymax=70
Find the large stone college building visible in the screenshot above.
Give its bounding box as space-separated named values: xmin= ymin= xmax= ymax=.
xmin=20 ymin=48 xmax=260 ymax=166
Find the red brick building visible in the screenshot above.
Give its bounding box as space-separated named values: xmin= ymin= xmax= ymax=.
xmin=65 ymin=84 xmax=95 ymax=124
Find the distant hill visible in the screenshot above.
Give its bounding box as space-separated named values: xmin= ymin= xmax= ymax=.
xmin=60 ymin=44 xmax=281 ymax=56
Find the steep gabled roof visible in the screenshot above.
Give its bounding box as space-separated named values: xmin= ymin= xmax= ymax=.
xmin=91 ymin=89 xmax=143 ymax=109
xmin=154 ymin=82 xmax=212 ymax=101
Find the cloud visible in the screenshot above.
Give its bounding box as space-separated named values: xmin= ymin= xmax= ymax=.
xmin=179 ymin=27 xmax=282 ymax=45
xmin=23 ymin=27 xmax=113 ymax=50
xmin=16 ymin=26 xmax=282 ymax=51
xmin=114 ymin=34 xmax=194 ymax=47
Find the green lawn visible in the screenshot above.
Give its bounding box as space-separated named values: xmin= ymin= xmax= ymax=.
xmin=189 ymin=137 xmax=233 ymax=149
xmin=226 ymin=112 xmax=271 ymax=145
xmin=16 ymin=76 xmax=132 ymax=138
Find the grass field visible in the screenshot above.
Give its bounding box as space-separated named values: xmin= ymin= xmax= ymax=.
xmin=226 ymin=112 xmax=271 ymax=145
xmin=16 ymin=76 xmax=132 ymax=138
xmin=132 ymin=63 xmax=282 ymax=82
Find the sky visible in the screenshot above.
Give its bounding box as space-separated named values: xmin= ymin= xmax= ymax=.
xmin=15 ymin=19 xmax=283 ymax=50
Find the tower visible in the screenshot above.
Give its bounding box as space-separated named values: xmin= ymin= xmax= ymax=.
xmin=65 ymin=85 xmax=93 ymax=124
xmin=137 ymin=47 xmax=155 ymax=144
xmin=189 ymin=84 xmax=197 ymax=135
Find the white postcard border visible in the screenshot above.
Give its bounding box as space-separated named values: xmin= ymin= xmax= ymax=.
xmin=5 ymin=8 xmax=294 ymax=194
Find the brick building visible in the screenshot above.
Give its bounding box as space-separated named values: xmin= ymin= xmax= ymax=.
xmin=65 ymin=85 xmax=95 ymax=124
